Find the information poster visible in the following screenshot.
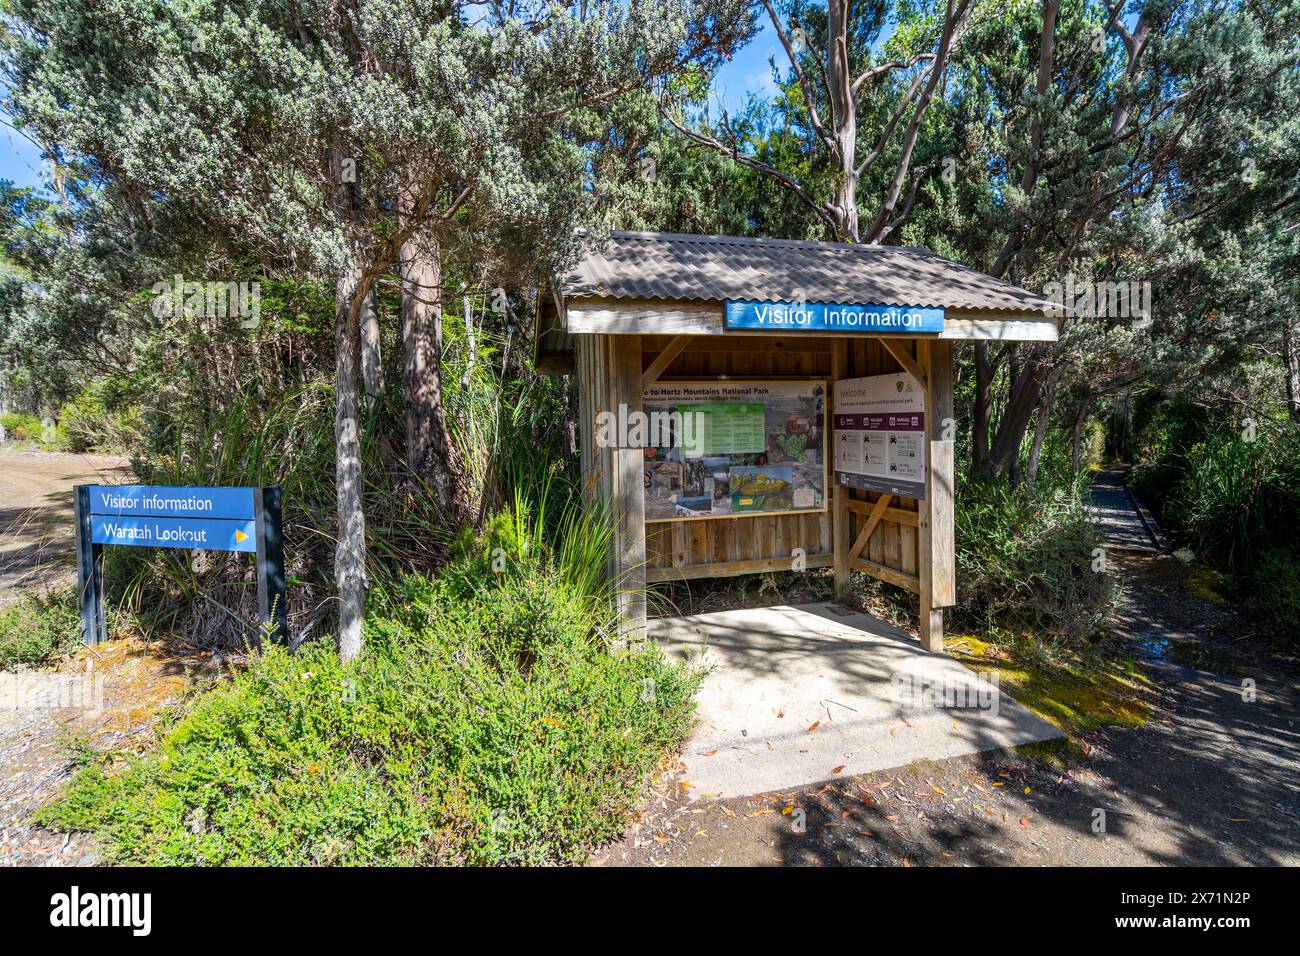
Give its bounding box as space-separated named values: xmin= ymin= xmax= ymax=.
xmin=642 ymin=381 xmax=826 ymax=520
xmin=833 ymin=373 xmax=927 ymax=499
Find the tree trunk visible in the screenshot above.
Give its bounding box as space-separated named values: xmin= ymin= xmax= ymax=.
xmin=1071 ymin=395 xmax=1093 ymax=477
xmin=1285 ymin=317 xmax=1300 ymax=423
xmin=972 ymin=342 xmax=992 ymax=474
xmin=334 ymin=261 xmax=367 ymax=663
xmin=1026 ymin=378 xmax=1054 ymax=486
xmin=398 ymin=229 xmax=457 ymax=507
xmin=360 ymin=288 xmax=383 ymax=401
xmin=827 ymin=0 xmax=859 ymax=241
xmin=986 ymin=346 xmax=1050 ymax=478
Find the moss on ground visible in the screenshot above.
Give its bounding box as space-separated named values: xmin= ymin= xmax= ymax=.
xmin=1184 ymin=564 xmax=1230 ymax=605
xmin=946 ymin=634 xmax=1154 ymax=768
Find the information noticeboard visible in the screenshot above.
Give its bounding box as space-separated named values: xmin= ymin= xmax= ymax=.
xmin=833 ymin=373 xmax=927 ymax=500
xmin=641 ymin=380 xmax=827 ymax=521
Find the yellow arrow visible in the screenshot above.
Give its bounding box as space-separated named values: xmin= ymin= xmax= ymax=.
xmin=235 ymin=529 xmax=248 ymax=543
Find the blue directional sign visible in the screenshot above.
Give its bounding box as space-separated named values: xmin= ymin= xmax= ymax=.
xmin=725 ymin=300 xmax=945 ymax=334
xmin=87 ymin=485 xmax=255 ymax=520
xmin=86 ymin=485 xmax=257 ymax=553
xmin=90 ymin=515 xmax=258 ymax=552
xmin=75 ymin=484 xmax=287 ymax=647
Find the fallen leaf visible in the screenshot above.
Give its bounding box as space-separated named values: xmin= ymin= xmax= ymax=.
xmin=747 ymin=808 xmax=775 ymax=817
xmin=720 ymin=806 xmax=736 ymax=818
xmin=831 ymin=765 xmax=845 ymax=774
xmin=781 ymin=805 xmax=795 ymax=816
xmin=680 ymin=781 xmax=695 ymax=792
xmin=696 ymin=749 xmax=718 ymax=757
xmin=929 ymin=784 xmax=945 ymax=796
xmin=1019 ymin=816 xmax=1031 ymax=826
xmin=808 ymin=720 xmax=821 ymax=732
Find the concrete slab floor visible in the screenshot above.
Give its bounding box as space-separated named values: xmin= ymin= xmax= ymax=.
xmin=649 ymin=602 xmax=1062 ymax=800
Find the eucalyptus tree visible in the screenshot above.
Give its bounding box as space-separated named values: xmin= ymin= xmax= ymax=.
xmin=662 ymin=0 xmax=975 ymax=242
xmin=1 ymin=0 xmax=753 ymax=660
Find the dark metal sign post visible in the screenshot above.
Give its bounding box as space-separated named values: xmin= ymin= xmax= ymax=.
xmin=73 ymin=484 xmax=287 ymax=646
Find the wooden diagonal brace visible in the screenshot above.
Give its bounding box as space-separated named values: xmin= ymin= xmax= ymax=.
xmin=879 ymin=338 xmax=927 ymax=387
xmin=641 ymin=334 xmax=693 ymax=390
xmin=847 ymin=493 xmax=892 ymax=563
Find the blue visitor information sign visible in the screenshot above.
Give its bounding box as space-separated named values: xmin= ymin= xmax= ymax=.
xmin=725 ymin=300 xmax=945 ymax=334
xmin=75 ymin=483 xmax=287 ymax=647
xmin=86 ymin=485 xmax=258 ymax=553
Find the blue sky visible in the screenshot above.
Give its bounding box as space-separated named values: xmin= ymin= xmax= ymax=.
xmin=713 ymin=19 xmax=782 ymax=116
xmin=0 ymin=111 xmax=47 ymax=191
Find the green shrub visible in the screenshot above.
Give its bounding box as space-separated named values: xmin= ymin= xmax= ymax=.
xmin=0 ymin=587 xmax=81 ymax=669
xmin=1244 ymin=548 xmax=1300 ymax=647
xmin=59 ymin=381 xmax=142 ymax=453
xmin=955 ymin=475 xmax=1116 ymax=642
xmin=38 ymin=552 xmax=699 ymax=865
xmin=0 ymin=411 xmax=45 ymax=442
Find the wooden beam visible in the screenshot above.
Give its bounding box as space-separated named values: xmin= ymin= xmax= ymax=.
xmin=847 ymin=493 xmax=892 ymax=564
xmin=879 ymin=338 xmax=927 ymax=387
xmin=846 ymin=498 xmax=919 ymax=527
xmin=641 ymin=334 xmax=693 ymax=390
xmin=849 ymin=556 xmax=920 ymax=593
xmin=647 ymin=552 xmax=834 ymax=583
xmin=567 ymin=297 xmax=723 ymax=335
xmin=918 ymin=339 xmax=955 ymax=653
xmin=831 ymin=339 xmax=850 ymax=597
xmin=940 ymin=310 xmax=1060 ymax=341
xmin=611 ymin=335 xmax=646 ymax=641
xmin=535 ymin=349 xmax=575 ymax=376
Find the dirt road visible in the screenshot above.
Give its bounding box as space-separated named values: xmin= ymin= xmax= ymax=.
xmin=0 ymin=449 xmax=130 ymax=602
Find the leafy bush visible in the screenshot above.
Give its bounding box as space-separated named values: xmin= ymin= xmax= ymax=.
xmin=1161 ymin=428 xmax=1300 ymax=572
xmin=954 ymin=475 xmax=1116 ymax=642
xmin=38 ymin=538 xmax=698 ymax=865
xmin=1243 ymin=548 xmax=1300 ymax=647
xmin=0 ymin=587 xmax=80 ymax=670
xmin=59 ymin=381 xmax=142 ymax=453
xmin=0 ymin=411 xmax=45 ymax=442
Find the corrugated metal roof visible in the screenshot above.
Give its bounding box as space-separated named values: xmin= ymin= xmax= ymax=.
xmin=562 ymin=231 xmax=1056 ymax=315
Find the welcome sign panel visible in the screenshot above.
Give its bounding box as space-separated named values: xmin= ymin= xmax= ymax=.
xmin=833 ymin=373 xmax=927 ymax=500
xmin=725 ymin=300 xmax=945 ymax=334
xmin=641 ymin=381 xmax=827 ymax=520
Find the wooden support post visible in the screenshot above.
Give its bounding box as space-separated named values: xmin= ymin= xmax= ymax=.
xmin=831 ymin=339 xmax=850 ymax=597
xmin=611 ymin=335 xmax=647 ymax=642
xmin=918 ymin=339 xmax=956 ymax=652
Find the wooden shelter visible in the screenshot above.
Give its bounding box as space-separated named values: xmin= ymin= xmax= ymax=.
xmin=536 ymin=232 xmax=1059 ymax=652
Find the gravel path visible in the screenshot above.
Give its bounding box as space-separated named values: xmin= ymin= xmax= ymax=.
xmin=595 ymin=483 xmax=1300 ymax=866
xmin=0 ymin=448 xmax=130 ymax=603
